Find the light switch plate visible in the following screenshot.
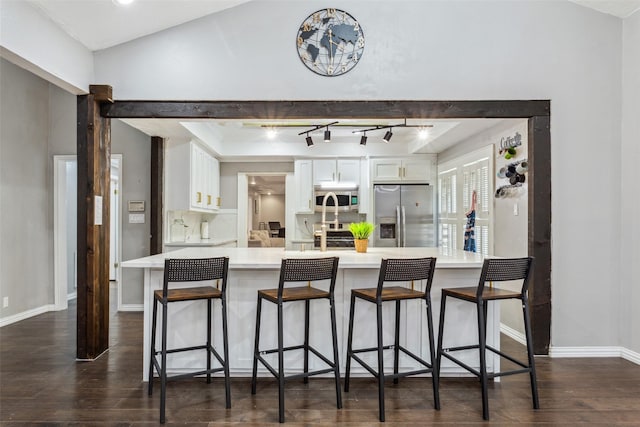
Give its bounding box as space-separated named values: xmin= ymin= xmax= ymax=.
xmin=513 ymin=203 xmax=519 ymax=216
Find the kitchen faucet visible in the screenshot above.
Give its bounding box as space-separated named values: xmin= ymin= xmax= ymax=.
xmin=320 ymin=192 xmax=339 ymax=252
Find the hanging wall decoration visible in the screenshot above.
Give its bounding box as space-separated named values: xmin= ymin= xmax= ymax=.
xmin=296 ymin=8 xmax=365 ymax=77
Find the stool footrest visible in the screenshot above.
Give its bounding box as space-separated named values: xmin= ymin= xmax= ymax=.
xmin=255 ymin=355 xmax=337 ymax=381
xmin=348 ymin=346 xmax=434 ymax=380
xmin=439 ymin=351 xmax=481 ymax=377
xmin=261 ymin=344 xmax=305 ymax=355
xmin=155 ymin=344 xmax=207 ymax=355
xmin=442 ymin=344 xmax=530 ymax=371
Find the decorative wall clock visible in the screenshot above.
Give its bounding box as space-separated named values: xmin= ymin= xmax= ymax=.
xmin=296 ymin=8 xmax=365 ymax=77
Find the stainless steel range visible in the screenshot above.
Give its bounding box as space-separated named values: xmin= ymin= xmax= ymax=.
xmin=313 ymin=223 xmax=355 ymax=249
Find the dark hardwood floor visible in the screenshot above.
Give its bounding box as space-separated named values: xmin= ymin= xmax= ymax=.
xmin=2 ymin=290 xmax=640 ymax=426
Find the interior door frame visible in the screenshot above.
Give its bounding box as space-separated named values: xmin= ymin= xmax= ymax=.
xmin=84 ymin=98 xmax=551 ymax=355
xmin=54 ymin=154 xmax=123 ymax=311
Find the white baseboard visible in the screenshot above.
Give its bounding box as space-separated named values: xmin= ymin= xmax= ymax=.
xmin=67 ymin=292 xmax=77 ymax=301
xmin=500 ymin=323 xmax=526 ymax=345
xmin=622 ymin=348 xmax=640 ymax=365
xmin=0 ymin=304 xmax=56 ymax=327
xmin=550 ymin=346 xmax=640 ymax=365
xmin=118 ymin=304 xmax=143 ymax=312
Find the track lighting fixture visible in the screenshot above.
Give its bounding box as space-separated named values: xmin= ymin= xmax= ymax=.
xmin=360 ymin=133 xmax=367 ymax=146
xmin=306 ymin=134 xmax=314 ymax=147
xmin=383 ymin=130 xmax=393 ymax=143
xmin=324 ymin=127 xmax=331 ymax=142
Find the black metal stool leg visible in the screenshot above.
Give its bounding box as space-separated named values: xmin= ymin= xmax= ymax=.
xmin=160 ymin=302 xmax=168 ymax=424
xmin=329 ymin=297 xmax=342 ymax=409
xmin=207 ymin=298 xmax=212 ymax=384
xmin=222 ymin=296 xmax=231 ymax=408
xmin=303 ymin=299 xmax=310 ymax=384
xmin=477 ymin=300 xmax=489 ymax=421
xmin=376 ymin=302 xmax=385 ymax=422
xmin=393 ymin=299 xmax=401 ymax=384
xmin=523 ymin=296 xmax=540 ymax=409
xmin=426 ymin=297 xmax=440 ymax=410
xmin=149 ymin=297 xmax=158 ymax=396
xmin=329 ymin=295 xmax=342 ymax=408
xmin=344 ymin=293 xmax=356 ymax=393
xmin=277 ymin=302 xmax=285 ymax=423
xmin=251 ymin=296 xmax=262 ymax=395
xmin=435 ymin=293 xmax=448 ymax=389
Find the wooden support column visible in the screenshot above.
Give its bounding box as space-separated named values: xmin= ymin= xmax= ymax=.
xmin=150 ymin=136 xmax=164 ymax=255
xmin=76 ymin=85 xmax=113 ymax=360
xmin=528 ymin=115 xmax=552 ymax=355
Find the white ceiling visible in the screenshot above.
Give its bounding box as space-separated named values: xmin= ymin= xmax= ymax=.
xmin=26 ymin=0 xmax=640 ymax=52
xmin=22 ymin=0 xmax=637 ymax=161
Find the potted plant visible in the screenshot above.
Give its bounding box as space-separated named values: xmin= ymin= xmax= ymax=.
xmin=349 ymin=221 xmax=375 ymax=253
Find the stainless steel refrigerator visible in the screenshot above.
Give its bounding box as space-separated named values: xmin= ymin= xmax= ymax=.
xmin=373 ymin=184 xmax=436 ymax=247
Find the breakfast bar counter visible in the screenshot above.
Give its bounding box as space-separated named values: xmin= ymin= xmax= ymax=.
xmin=122 ymin=247 xmax=498 ymax=381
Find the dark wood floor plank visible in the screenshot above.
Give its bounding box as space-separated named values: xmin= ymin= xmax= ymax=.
xmin=2 ymin=290 xmax=640 ymax=425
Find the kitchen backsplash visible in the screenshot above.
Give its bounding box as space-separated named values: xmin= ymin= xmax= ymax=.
xmin=167 ymin=210 xmax=237 ymax=243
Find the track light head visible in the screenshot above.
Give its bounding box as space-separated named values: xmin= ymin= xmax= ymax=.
xmin=360 ymin=134 xmax=367 ymax=146
xmin=324 ymin=128 xmax=331 ymax=142
xmin=383 ymin=130 xmax=393 ymax=143
xmin=306 ymin=135 xmax=314 ymax=147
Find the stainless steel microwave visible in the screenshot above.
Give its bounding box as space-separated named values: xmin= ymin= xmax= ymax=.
xmin=313 ymin=185 xmax=359 ymax=212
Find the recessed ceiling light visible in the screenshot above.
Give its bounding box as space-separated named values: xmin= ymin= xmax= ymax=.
xmin=113 ymin=0 xmax=135 ymax=5
xmin=418 ymin=127 xmax=430 ymax=140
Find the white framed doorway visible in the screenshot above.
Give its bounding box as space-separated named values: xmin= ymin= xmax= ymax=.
xmin=53 ymin=154 xmax=122 ymax=311
xmin=236 ymin=172 xmax=294 ymax=248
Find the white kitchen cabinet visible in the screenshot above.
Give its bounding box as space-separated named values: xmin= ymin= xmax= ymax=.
xmin=312 ymin=159 xmax=360 ymax=186
xmin=294 ymin=159 xmax=314 ymax=213
xmin=166 ymin=140 xmax=220 ymax=213
xmin=371 ymin=155 xmax=435 ymax=183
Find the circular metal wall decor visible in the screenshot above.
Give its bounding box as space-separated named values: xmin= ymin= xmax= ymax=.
xmin=296 ymin=8 xmax=365 ymax=77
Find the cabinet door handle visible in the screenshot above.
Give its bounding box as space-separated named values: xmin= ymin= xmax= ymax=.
xmin=197 ymin=192 xmax=202 ymax=203
xmin=338 ymin=172 xmax=341 ymax=181
xmin=216 ymin=197 xmax=221 ymax=207
xmin=402 ymin=167 xmax=406 ymax=178
xmin=398 ymin=167 xmax=402 ymax=178
xmin=332 ymin=172 xmax=335 ymax=181
xmin=207 ymin=195 xmax=212 ymax=205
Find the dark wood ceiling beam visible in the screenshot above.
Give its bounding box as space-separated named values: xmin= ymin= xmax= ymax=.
xmin=101 ymin=100 xmax=550 ymax=120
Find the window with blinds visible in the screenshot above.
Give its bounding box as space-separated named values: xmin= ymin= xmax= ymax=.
xmin=438 ymin=153 xmax=492 ymax=256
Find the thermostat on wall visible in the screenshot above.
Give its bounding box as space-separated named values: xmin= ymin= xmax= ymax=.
xmin=128 ymin=201 xmax=145 ymax=212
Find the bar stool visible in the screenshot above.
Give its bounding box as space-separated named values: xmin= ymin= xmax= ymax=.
xmin=251 ymin=257 xmax=341 ymax=423
xmin=435 ymin=257 xmax=538 ymax=420
xmin=344 ymin=257 xmax=439 ymax=422
xmin=148 ymin=257 xmax=231 ymax=424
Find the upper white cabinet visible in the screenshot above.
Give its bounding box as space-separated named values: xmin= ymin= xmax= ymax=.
xmin=166 ymin=140 xmax=220 ymax=213
xmin=313 ymin=159 xmax=360 ymax=186
xmin=294 ymin=159 xmax=314 ymax=213
xmin=371 ymin=155 xmax=436 ymax=183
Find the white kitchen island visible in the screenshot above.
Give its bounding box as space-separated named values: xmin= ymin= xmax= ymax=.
xmin=122 ymin=247 xmax=498 ymax=381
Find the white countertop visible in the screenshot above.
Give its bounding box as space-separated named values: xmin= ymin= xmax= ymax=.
xmin=122 ymin=247 xmax=485 ymax=270
xmin=164 ymin=238 xmax=237 ymax=247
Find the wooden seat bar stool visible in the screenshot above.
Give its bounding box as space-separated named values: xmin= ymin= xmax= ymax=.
xmin=148 ymin=257 xmax=231 ymax=424
xmin=251 ymin=257 xmax=341 ymax=423
xmin=435 ymin=257 xmax=538 ymax=420
xmin=344 ymin=257 xmax=440 ymax=422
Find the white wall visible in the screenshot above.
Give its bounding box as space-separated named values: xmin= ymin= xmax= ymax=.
xmin=621 ymin=11 xmax=640 ymax=355
xmin=259 ymin=195 xmax=285 ymax=229
xmin=93 ymin=1 xmax=624 ymax=349
xmin=0 ymin=58 xmax=52 ymax=318
xmin=0 ymin=1 xmax=93 ymax=94
xmin=1 ymin=1 xmax=637 ymax=353
xmin=0 ymin=59 xmax=152 ymax=320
